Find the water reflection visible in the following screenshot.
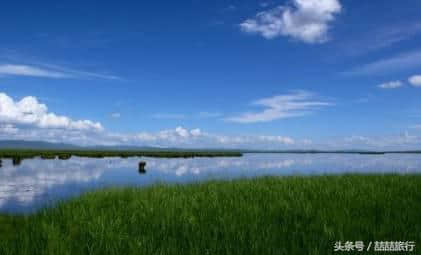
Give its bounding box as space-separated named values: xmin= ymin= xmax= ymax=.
xmin=0 ymin=153 xmax=420 ymax=213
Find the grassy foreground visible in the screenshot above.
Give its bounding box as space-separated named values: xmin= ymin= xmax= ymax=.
xmin=1 ymin=175 xmax=420 ymax=254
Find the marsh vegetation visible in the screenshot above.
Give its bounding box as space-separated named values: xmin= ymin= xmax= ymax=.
xmin=0 ymin=175 xmax=420 ymax=254
xmin=0 ymin=149 xmax=243 ymax=163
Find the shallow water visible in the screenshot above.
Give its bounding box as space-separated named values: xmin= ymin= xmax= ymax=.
xmin=0 ymin=153 xmax=420 ymax=213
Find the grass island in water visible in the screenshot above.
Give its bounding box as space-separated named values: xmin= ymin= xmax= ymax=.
xmin=0 ymin=149 xmax=243 ymax=164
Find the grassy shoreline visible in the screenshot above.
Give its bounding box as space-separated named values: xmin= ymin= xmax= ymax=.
xmin=1 ymin=175 xmax=420 ymax=254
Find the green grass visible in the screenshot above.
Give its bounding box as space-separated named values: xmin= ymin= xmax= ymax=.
xmin=0 ymin=175 xmax=420 ymax=254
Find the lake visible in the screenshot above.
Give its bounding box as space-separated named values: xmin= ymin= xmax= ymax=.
xmin=1 ymin=153 xmax=420 ymax=214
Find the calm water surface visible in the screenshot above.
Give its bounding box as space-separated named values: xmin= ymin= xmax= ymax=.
xmin=0 ymin=153 xmax=420 ymax=213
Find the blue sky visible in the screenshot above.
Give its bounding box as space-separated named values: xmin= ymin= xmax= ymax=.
xmin=1 ymin=0 xmax=421 ymax=149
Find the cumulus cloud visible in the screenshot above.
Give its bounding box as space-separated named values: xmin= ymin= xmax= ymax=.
xmin=378 ymin=80 xmax=403 ymax=89
xmin=133 ymin=127 xmax=201 ymax=144
xmin=124 ymin=126 xmax=299 ymax=149
xmin=240 ymin=0 xmax=342 ymax=43
xmin=226 ymin=91 xmax=331 ymax=123
xmin=408 ymin=75 xmax=421 ymax=87
xmin=3 ymin=105 xmax=421 ymax=149
xmin=5 ymin=94 xmax=421 ymax=150
xmin=258 ymin=135 xmax=295 ymax=145
xmin=0 ymin=92 xmax=103 ymax=132
xmin=190 ymin=128 xmax=202 ymax=136
xmin=134 ymin=127 xmax=203 ymax=143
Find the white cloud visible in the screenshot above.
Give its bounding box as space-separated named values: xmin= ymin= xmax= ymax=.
xmin=258 ymin=135 xmax=295 ymax=145
xmin=223 ymin=5 xmax=237 ymax=12
xmin=39 ymin=63 xmax=121 ymax=80
xmin=110 ymin=113 xmax=121 ymax=118
xmin=344 ymin=135 xmax=370 ymax=143
xmin=0 ymin=64 xmax=120 ymax=80
xmin=408 ymin=75 xmax=421 ymax=87
xmin=152 ymin=112 xmax=222 ymax=120
xmin=0 ymin=64 xmax=68 ymax=78
xmin=124 ymin=126 xmax=300 ymax=149
xmin=4 ymin=94 xmax=421 ymax=150
xmin=152 ymin=113 xmax=186 ymax=119
xmin=302 ymin=139 xmax=312 ymax=145
xmin=175 ymin=126 xmax=189 ymax=137
xmin=260 ymin=2 xmax=271 ymax=8
xmin=190 ymin=128 xmax=202 ymax=136
xmin=0 ymin=124 xmax=18 ymax=134
xmin=0 ymin=92 xmax=103 ymax=132
xmin=339 ymin=23 xmax=421 ymax=56
xmin=378 ymin=80 xmax=403 ymax=89
xmin=328 ymin=132 xmax=421 ymax=150
xmin=3 ymin=110 xmax=421 ymax=149
xmin=135 ymin=127 xmax=203 ymax=143
xmin=197 ymin=112 xmax=222 ymax=118
xmin=240 ymin=0 xmax=342 ymax=43
xmin=345 ymin=50 xmax=421 ymax=76
xmin=226 ymin=91 xmax=331 ymax=123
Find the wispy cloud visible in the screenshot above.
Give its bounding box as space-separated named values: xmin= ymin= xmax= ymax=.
xmin=197 ymin=112 xmax=222 ymax=118
xmin=354 ymin=93 xmax=376 ymax=104
xmin=222 ymin=5 xmax=237 ymax=12
xmin=0 ymin=63 xmax=121 ymax=80
xmin=410 ymin=124 xmax=421 ymax=130
xmin=152 ymin=113 xmax=186 ymax=120
xmin=340 ymin=23 xmax=421 ymax=56
xmin=0 ymin=64 xmax=69 ymax=78
xmin=152 ymin=112 xmax=222 ymax=120
xmin=259 ymin=2 xmax=272 ymax=8
xmin=240 ymin=0 xmax=342 ymax=43
xmin=338 ymin=132 xmax=421 ymax=150
xmin=344 ymin=50 xmax=421 ymax=76
xmin=378 ymin=80 xmax=403 ymax=89
xmin=110 ymin=113 xmax=121 ymax=118
xmin=225 ymin=91 xmax=332 ymax=123
xmin=37 ymin=63 xmax=121 ymax=80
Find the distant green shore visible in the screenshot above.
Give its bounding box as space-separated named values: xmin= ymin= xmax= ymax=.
xmin=0 ymin=149 xmax=243 ymax=162
xmin=1 ymin=148 xmax=421 ymax=165
xmin=1 ymin=175 xmax=420 ymax=254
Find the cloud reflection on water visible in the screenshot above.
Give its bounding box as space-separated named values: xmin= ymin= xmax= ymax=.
xmin=0 ymin=154 xmax=420 ymax=213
